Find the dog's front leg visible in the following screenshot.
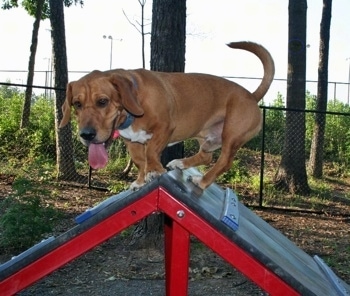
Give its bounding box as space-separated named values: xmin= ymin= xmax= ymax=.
xmin=124 ymin=140 xmax=147 ymax=190
xmin=144 ymin=136 xmax=168 ymax=183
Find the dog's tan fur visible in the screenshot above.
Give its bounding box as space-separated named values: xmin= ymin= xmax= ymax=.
xmin=60 ymin=41 xmax=275 ymax=190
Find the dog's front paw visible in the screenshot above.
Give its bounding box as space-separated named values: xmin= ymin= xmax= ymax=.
xmin=145 ymin=171 xmax=163 ymax=183
xmin=167 ymin=159 xmax=185 ymax=170
xmin=130 ymin=181 xmax=145 ymax=191
xmin=188 ymin=175 xmax=203 ymax=187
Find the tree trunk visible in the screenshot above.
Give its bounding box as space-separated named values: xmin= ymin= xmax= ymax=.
xmin=130 ymin=0 xmax=186 ymax=249
xmin=150 ymin=0 xmax=186 ymax=72
xmin=49 ymin=0 xmax=78 ymax=181
xmin=20 ymin=0 xmax=45 ymax=129
xmin=151 ymin=0 xmax=186 ymax=166
xmin=274 ymin=0 xmax=310 ymax=195
xmin=309 ymin=0 xmax=332 ymax=178
xmin=140 ymin=0 xmax=146 ymax=69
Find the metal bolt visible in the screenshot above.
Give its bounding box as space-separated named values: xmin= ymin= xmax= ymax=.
xmin=177 ymin=210 xmax=185 ymax=218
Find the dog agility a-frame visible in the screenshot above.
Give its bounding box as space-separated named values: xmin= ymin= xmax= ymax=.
xmin=0 ymin=168 xmax=349 ymax=296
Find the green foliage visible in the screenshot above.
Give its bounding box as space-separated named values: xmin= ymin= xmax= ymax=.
xmin=217 ymin=159 xmax=249 ymax=187
xmin=108 ymin=139 xmax=129 ymax=160
xmin=245 ymin=92 xmax=286 ymax=154
xmin=22 ymin=0 xmax=49 ymax=19
xmin=0 ymin=82 xmax=21 ymax=98
xmin=29 ymin=96 xmax=56 ymax=157
xmin=0 ymin=178 xmax=60 ymax=252
xmin=247 ymin=92 xmax=350 ymax=172
xmin=305 ymin=91 xmax=317 ymax=151
xmin=262 ymin=93 xmax=286 ymax=154
xmin=0 ymin=86 xmax=23 ymax=131
xmin=1 ymin=0 xmax=19 ymax=9
xmin=0 ymin=89 xmax=56 ymax=162
xmin=324 ymin=101 xmax=350 ymax=164
xmin=1 ymin=0 xmax=84 ymax=19
xmin=64 ymin=0 xmax=84 ymax=8
xmin=108 ymin=181 xmax=129 ymax=194
xmin=305 ymin=93 xmax=350 ymax=169
xmin=184 ymin=139 xmax=199 ymax=157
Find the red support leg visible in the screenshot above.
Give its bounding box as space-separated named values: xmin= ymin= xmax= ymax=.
xmin=159 ymin=188 xmax=299 ymax=296
xmin=164 ymin=215 xmax=190 ymax=296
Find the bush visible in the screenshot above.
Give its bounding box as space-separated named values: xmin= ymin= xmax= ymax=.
xmin=29 ymin=96 xmax=56 ymax=158
xmin=324 ymin=101 xmax=350 ymax=163
xmin=245 ymin=92 xmax=286 ymax=154
xmin=0 ymin=90 xmax=57 ymax=162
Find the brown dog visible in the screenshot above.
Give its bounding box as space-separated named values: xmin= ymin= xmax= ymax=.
xmin=59 ymin=41 xmax=274 ymax=190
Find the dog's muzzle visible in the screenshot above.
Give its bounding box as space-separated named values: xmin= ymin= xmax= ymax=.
xmin=80 ymin=127 xmax=97 ymax=142
xmin=79 ymin=127 xmax=111 ymax=170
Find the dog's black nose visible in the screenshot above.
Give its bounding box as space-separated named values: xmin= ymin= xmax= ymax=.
xmin=80 ymin=127 xmax=96 ymax=141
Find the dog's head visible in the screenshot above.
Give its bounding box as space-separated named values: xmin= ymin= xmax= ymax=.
xmin=59 ymin=70 xmax=144 ymax=169
xmin=60 ymin=70 xmax=144 ymax=145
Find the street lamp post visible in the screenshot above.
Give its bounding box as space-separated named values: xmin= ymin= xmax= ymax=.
xmin=43 ymin=57 xmax=50 ymax=99
xmin=103 ymin=35 xmax=122 ymax=70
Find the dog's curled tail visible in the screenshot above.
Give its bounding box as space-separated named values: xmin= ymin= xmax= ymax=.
xmin=227 ymin=41 xmax=275 ymax=102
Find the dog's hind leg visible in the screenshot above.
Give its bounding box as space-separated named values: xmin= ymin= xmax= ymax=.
xmin=192 ymin=144 xmax=239 ymax=189
xmin=167 ymin=149 xmax=213 ymax=170
xmin=192 ymin=105 xmax=262 ymax=189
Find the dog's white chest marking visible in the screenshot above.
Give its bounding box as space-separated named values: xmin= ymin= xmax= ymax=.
xmin=118 ymin=126 xmax=153 ymax=144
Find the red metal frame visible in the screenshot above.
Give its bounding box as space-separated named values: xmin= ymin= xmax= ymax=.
xmin=164 ymin=215 xmax=190 ymax=296
xmin=159 ymin=187 xmax=299 ymax=296
xmin=0 ymin=186 xmax=300 ymax=296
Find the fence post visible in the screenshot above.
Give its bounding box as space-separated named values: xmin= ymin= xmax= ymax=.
xmin=259 ymin=107 xmax=266 ymax=207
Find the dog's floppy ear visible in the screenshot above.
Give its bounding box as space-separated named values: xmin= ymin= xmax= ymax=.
xmin=111 ymin=74 xmax=144 ymax=116
xmin=59 ymin=82 xmax=73 ymax=128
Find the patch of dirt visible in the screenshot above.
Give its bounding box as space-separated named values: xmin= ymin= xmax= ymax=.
xmin=0 ymin=173 xmax=349 ymax=295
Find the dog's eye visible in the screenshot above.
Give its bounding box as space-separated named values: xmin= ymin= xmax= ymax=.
xmin=97 ymin=98 xmax=109 ymax=108
xmin=73 ymin=101 xmax=82 ymax=109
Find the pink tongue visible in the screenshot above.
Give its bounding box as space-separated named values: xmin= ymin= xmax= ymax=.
xmin=88 ymin=143 xmax=108 ymax=169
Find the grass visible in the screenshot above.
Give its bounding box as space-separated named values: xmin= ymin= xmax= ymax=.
xmin=0 ymin=177 xmax=61 ymax=252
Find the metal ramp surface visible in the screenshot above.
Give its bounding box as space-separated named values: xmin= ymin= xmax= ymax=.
xmin=0 ymin=168 xmax=349 ymax=296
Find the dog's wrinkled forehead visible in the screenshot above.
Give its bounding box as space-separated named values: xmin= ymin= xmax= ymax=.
xmin=71 ymin=73 xmax=116 ymax=101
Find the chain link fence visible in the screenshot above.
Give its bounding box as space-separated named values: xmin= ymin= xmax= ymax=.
xmin=254 ymin=105 xmax=350 ymax=201
xmin=1 ymin=75 xmax=350 ymax=207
